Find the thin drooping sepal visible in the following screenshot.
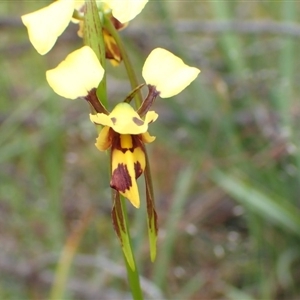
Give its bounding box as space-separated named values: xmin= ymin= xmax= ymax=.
xmin=144 ymin=148 xmax=158 ymax=262
xmin=111 ymin=192 xmax=136 ymax=270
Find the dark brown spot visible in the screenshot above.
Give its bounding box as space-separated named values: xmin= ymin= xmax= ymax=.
xmin=110 ymin=163 xmax=132 ymax=193
xmin=134 ymin=161 xmax=143 ymax=179
xmin=133 ymin=117 xmax=144 ymax=126
xmin=111 ymin=117 xmax=117 ymax=125
xmin=112 ymin=133 xmax=144 ymax=153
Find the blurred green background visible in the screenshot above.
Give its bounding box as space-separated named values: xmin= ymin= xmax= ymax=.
xmin=1 ymin=1 xmax=300 ymax=299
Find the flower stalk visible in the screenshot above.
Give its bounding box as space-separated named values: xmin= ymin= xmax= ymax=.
xmin=104 ymin=14 xmax=143 ymax=108
xmin=84 ymin=0 xmax=107 ymax=107
xmin=21 ymin=1 xmax=200 ymax=299
xmin=119 ymin=195 xmax=144 ymax=300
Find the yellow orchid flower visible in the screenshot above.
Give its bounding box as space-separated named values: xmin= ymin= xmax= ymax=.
xmin=21 ymin=0 xmax=148 ymax=55
xmin=90 ymin=102 xmax=157 ymax=208
xmin=45 ymin=46 xmax=199 ymax=209
xmin=46 ymin=46 xmax=104 ymax=99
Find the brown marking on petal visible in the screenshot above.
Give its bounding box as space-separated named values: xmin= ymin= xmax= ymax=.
xmin=133 ymin=117 xmax=144 ymax=126
xmin=131 ymin=135 xmax=143 ymax=152
xmin=110 ymin=163 xmax=132 ymax=193
xmin=134 ymin=161 xmax=143 ymax=179
xmin=111 ymin=117 xmax=117 ymax=125
xmin=112 ymin=133 xmax=145 ymax=153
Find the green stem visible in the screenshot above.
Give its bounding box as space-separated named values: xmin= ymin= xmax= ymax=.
xmin=84 ymin=0 xmax=107 ymax=107
xmin=103 ymin=13 xmax=151 ymax=300
xmin=105 ymin=11 xmax=158 ymax=268
xmin=120 ymin=196 xmax=144 ymax=300
xmin=104 ymin=16 xmax=143 ymax=108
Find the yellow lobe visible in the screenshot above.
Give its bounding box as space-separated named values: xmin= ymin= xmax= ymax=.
xmin=142 ymin=48 xmax=200 ymax=98
xmin=21 ymin=0 xmax=75 ymax=55
xmin=90 ymin=113 xmax=111 ymax=127
xmin=90 ymin=103 xmax=158 ymax=135
xmin=140 ymin=131 xmax=156 ymax=144
xmin=95 ymin=126 xmax=112 ymax=151
xmin=145 ymin=111 xmax=158 ymax=124
xmin=46 ymin=46 xmax=104 ymax=99
xmin=102 ymin=0 xmax=148 ymax=23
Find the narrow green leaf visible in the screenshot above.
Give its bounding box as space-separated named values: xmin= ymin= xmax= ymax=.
xmin=210 ymin=1 xmax=245 ymax=72
xmin=211 ymin=170 xmax=300 ymax=237
xmin=277 ymin=248 xmax=299 ymax=288
xmin=153 ymin=164 xmax=195 ymax=287
xmin=224 ymin=284 xmax=256 ymax=300
xmin=145 ymin=179 xmax=158 ymax=262
xmin=144 ymin=150 xmax=158 ymax=262
xmin=111 ymin=193 xmax=135 ymax=271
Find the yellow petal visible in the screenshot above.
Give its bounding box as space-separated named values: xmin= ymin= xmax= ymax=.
xmin=21 ymin=0 xmax=75 ymax=55
xmin=142 ymin=48 xmax=200 ymax=98
xmin=140 ymin=132 xmax=156 ymax=144
xmin=90 ymin=113 xmax=112 ymax=127
xmin=101 ymin=0 xmax=148 ymax=23
xmin=91 ymin=103 xmax=158 ymax=135
xmin=95 ymin=126 xmax=112 ymax=151
xmin=145 ymin=111 xmax=158 ymax=124
xmin=111 ymin=135 xmax=146 ymax=208
xmin=46 ymin=46 xmax=104 ymax=99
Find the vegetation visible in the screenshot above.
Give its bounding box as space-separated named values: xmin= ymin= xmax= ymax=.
xmin=1 ymin=1 xmax=300 ymax=299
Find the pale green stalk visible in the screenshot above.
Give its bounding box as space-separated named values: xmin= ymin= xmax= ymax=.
xmin=104 ymin=15 xmax=143 ymax=108
xmin=120 ymin=196 xmax=144 ymax=300
xmin=103 ymin=14 xmax=145 ymax=299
